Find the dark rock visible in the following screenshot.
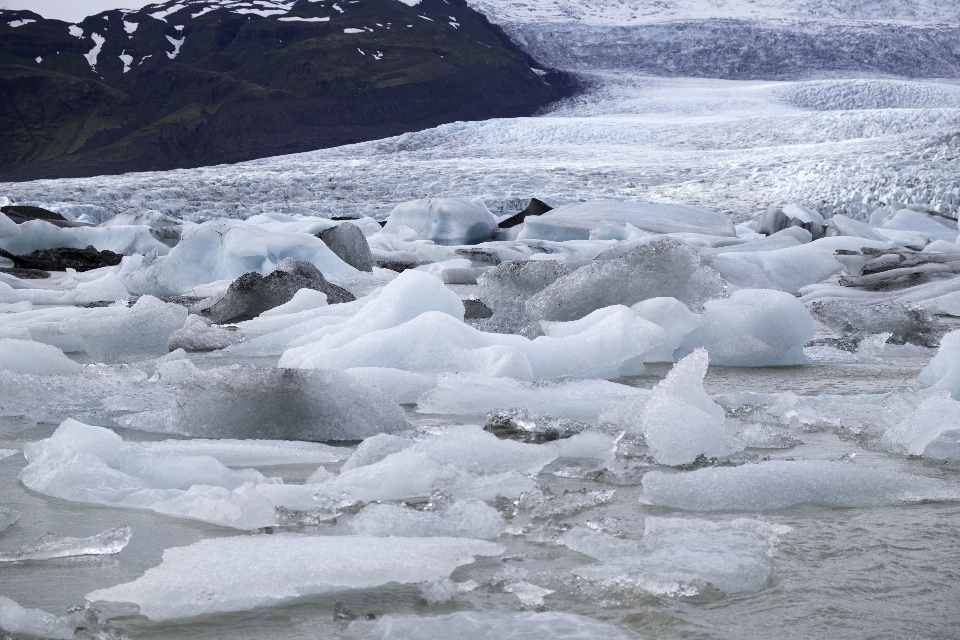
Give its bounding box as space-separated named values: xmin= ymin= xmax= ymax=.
xmin=809 ymin=300 xmax=947 ymax=348
xmin=375 ymin=260 xmax=430 ymax=273
xmin=0 ymin=245 xmax=123 ymax=271
xmin=318 ymin=222 xmax=374 ymax=272
xmin=498 ymin=198 xmax=553 ymax=229
xmin=464 ymin=299 xmax=494 ymax=320
xmin=0 ymin=205 xmax=89 ymax=228
xmin=201 ymin=260 xmax=355 ymax=324
xmin=484 ymin=407 xmax=588 ymax=443
xmin=0 ymin=267 xmax=50 ymax=279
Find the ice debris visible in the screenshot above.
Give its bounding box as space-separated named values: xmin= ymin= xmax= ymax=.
xmin=0 ymin=508 xmax=19 ymax=533
xmin=167 ymin=315 xmax=241 ymax=351
xmin=809 ymin=300 xmax=946 ymax=350
xmin=484 ymin=407 xmax=589 ymax=443
xmin=881 ymin=391 xmax=960 ymax=456
xmin=0 ymin=338 xmax=81 ymax=375
xmin=86 ymin=535 xmax=504 ymax=620
xmin=0 ymin=596 xmax=76 ymax=640
xmin=349 ymin=500 xmax=505 ymax=539
xmin=0 ymin=526 xmax=131 ymax=562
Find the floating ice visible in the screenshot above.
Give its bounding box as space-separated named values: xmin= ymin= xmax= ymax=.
xmin=0 ymin=220 xmax=167 ymax=256
xmin=167 ymin=315 xmax=241 ymax=351
xmin=881 ymin=392 xmax=960 ymax=456
xmin=638 ymin=350 xmax=729 ymax=465
xmin=416 ymin=374 xmax=644 ymax=421
xmin=258 ymin=288 xmax=328 ymax=316
xmin=679 ymin=289 xmax=814 ymax=366
xmin=0 ymin=597 xmax=76 ymax=640
xmin=0 ymin=339 xmax=81 ymax=375
xmin=640 ymin=460 xmax=956 ymax=511
xmin=809 ymin=300 xmax=946 ymax=349
xmin=87 ymin=535 xmax=504 ymax=620
xmin=137 ymin=438 xmax=346 ymax=467
xmin=0 ymin=526 xmax=131 ymax=562
xmin=734 ymin=425 xmax=803 ymax=449
xmin=0 ymin=213 xmax=21 ymax=239
xmin=19 ymin=419 xmax=321 ymax=529
xmin=0 ymin=508 xmax=18 ymax=533
xmin=476 ymin=259 xmax=569 ymax=337
xmin=526 ymin=240 xmax=727 ymax=322
xmin=564 ymin=517 xmax=788 ymax=595
xmin=343 ymin=367 xmax=437 ymax=404
xmin=347 ymin=611 xmax=639 ymax=640
xmin=517 ymin=200 xmax=736 ymax=241
xmin=631 ymin=296 xmax=702 ymax=362
xmin=484 ymin=407 xmax=589 ymax=443
xmin=384 ymin=198 xmax=497 ymax=245
xmin=349 ymin=500 xmax=505 ymax=539
xmin=169 ymin=365 xmax=406 ymax=440
xmin=64 ymin=295 xmax=187 ymax=363
xmin=918 ymin=330 xmax=960 ymax=400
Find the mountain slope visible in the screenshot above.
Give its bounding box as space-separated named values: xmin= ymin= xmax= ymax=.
xmin=0 ymin=0 xmax=569 ymax=181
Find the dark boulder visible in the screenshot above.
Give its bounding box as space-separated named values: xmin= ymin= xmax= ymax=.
xmin=317 ymin=222 xmax=374 ymax=272
xmin=375 ymin=259 xmax=430 ymax=273
xmin=498 ymin=198 xmax=553 ymax=229
xmin=0 ymin=245 xmax=122 ymax=271
xmin=201 ymin=260 xmax=355 ymax=324
xmin=464 ymin=299 xmax=494 ymax=320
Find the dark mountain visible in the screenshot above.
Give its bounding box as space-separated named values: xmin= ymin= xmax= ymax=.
xmin=0 ymin=0 xmax=570 ymax=181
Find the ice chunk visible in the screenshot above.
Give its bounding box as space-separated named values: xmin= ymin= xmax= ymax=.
xmin=881 ymin=209 xmax=958 ymax=244
xmin=258 ymin=288 xmax=328 ymax=316
xmin=475 ymin=259 xmax=570 ymax=337
xmin=923 ymin=430 xmax=960 ymax=461
xmin=640 ymin=460 xmax=956 ymax=511
xmin=631 ymin=296 xmax=702 ymax=362
xmin=167 ymin=315 xmax=241 ymax=351
xmin=518 ymin=200 xmax=735 ymax=241
xmin=123 ymin=220 xmax=362 ymax=297
xmin=68 ymin=270 xmax=129 ymax=304
xmin=0 ymin=526 xmax=131 ymax=562
xmin=810 ymin=300 xmax=946 ymax=349
xmin=881 ymin=392 xmax=960 ymax=455
xmin=503 ymin=581 xmax=554 ymax=608
xmin=416 ymin=374 xmax=643 ymax=422
xmin=0 ymin=339 xmax=81 ymax=375
xmin=339 ymin=433 xmax=413 ymax=472
xmin=349 ymin=500 xmax=505 ymax=539
xmin=64 ymin=295 xmax=188 ymax=363
xmin=679 ymin=289 xmax=814 ymax=366
xmin=318 ymin=222 xmax=374 ymax=271
xmin=757 ymin=203 xmax=825 ymax=239
xmin=348 ymin=611 xmax=638 ymax=639
xmin=564 ymin=517 xmax=788 ymax=596
xmin=735 ymin=425 xmax=803 ymax=449
xmin=526 ymin=240 xmax=726 ymax=322
xmin=170 ymin=365 xmax=406 ymax=441
xmin=137 ymin=438 xmax=346 ymax=467
xmin=19 ymin=419 xmax=319 ymax=529
xmin=0 ymin=508 xmax=18 ymax=533
xmin=343 ymin=367 xmax=437 ymax=404
xmin=0 ymin=597 xmax=76 ymax=640
xmin=384 ymin=198 xmax=497 ymax=245
xmin=918 ymin=329 xmax=960 ymax=400
xmin=0 ymin=212 xmax=21 ymax=239
xmin=86 ymin=535 xmax=504 ymax=620
xmin=639 ymin=350 xmax=728 ymax=465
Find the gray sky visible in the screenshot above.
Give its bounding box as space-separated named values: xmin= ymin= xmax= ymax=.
xmin=1 ymin=1 xmax=156 ymax=22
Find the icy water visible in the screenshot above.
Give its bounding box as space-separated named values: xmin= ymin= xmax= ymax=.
xmin=2 ymin=352 xmax=959 ymax=639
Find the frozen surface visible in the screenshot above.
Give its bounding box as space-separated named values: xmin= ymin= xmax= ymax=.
xmin=87 ymin=535 xmax=503 ymax=620
xmin=0 ymin=526 xmax=131 ymax=562
xmin=640 ymin=460 xmax=957 ymax=511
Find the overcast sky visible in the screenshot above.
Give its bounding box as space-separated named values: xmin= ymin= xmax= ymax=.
xmin=1 ymin=1 xmax=156 ymax=22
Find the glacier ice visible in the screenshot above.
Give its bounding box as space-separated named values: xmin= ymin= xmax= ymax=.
xmin=918 ymin=330 xmax=960 ymax=400
xmin=342 ymin=367 xmax=437 ymax=404
xmin=169 ymin=365 xmax=406 ymax=440
xmin=349 ymin=500 xmax=505 ymax=539
xmin=679 ymin=289 xmax=815 ymax=366
xmin=0 ymin=526 xmax=131 ymax=562
xmin=630 ymin=296 xmax=702 ymax=362
xmin=167 ymin=314 xmax=242 ymax=351
xmin=86 ymin=535 xmax=504 ymax=620
xmin=0 ymin=338 xmax=81 ymax=375
xmin=526 ymin=240 xmax=727 ymax=322
xmin=809 ymin=300 xmax=946 ymax=349
xmin=384 ymin=198 xmax=498 ymax=245
xmin=475 ymin=259 xmax=570 ymax=337
xmin=0 ymin=212 xmax=20 ymax=239
xmin=318 ymin=221 xmax=374 ymax=272
xmin=881 ymin=392 xmax=960 ymax=456
xmin=346 ymin=611 xmax=639 ymax=640
xmin=640 ymin=460 xmax=956 ymax=511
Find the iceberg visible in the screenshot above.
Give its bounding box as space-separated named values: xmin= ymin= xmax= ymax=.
xmin=86 ymin=535 xmax=504 ymax=620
